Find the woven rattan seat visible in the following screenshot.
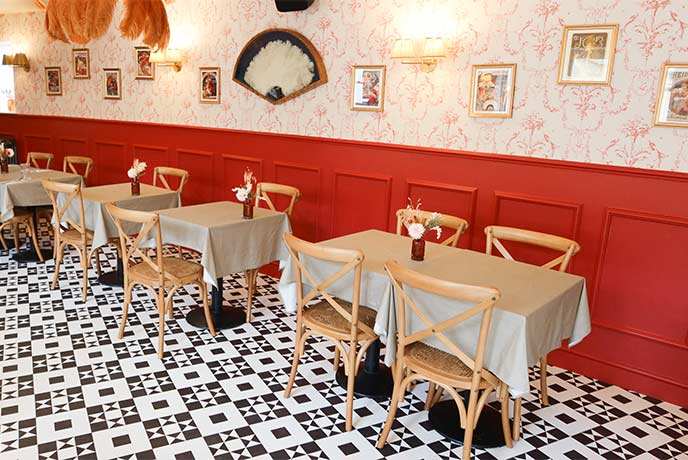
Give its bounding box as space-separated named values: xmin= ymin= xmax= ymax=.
xmin=129 ymin=256 xmax=203 ymax=284
xmin=303 ymin=299 xmax=377 ymax=339
xmin=405 ymin=342 xmax=491 ymax=385
xmin=60 ymin=228 xmax=93 ymax=244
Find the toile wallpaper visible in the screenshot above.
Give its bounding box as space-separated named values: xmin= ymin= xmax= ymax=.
xmin=1 ymin=0 xmax=687 ymax=172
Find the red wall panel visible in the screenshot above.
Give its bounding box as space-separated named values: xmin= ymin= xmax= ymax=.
xmin=2 ymin=113 xmax=687 ymax=407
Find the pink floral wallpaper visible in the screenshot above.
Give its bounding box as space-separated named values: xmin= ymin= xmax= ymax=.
xmin=1 ymin=0 xmax=688 ymax=172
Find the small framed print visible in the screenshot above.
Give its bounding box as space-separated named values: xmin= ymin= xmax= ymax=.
xmin=654 ymin=63 xmax=688 ymax=128
xmin=72 ymin=48 xmax=90 ymax=79
xmin=200 ymin=67 xmax=220 ymax=104
xmin=45 ymin=67 xmax=62 ymax=96
xmin=135 ymin=46 xmax=154 ymax=80
xmin=351 ymin=65 xmax=386 ymax=111
xmin=558 ymin=24 xmax=618 ymax=85
xmin=103 ymin=68 xmax=122 ymax=100
xmin=468 ymin=64 xmax=516 ymax=118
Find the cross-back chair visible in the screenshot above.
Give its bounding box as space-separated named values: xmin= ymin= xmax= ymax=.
xmin=26 ymin=151 xmax=54 ymax=169
xmin=256 ymin=182 xmax=301 ymax=218
xmin=0 ymin=210 xmax=44 ymax=261
xmin=106 ymin=203 xmax=216 ymax=358
xmin=484 ymin=224 xmax=580 ymax=440
xmin=153 ymin=166 xmax=190 ymax=258
xmin=283 ymin=232 xmax=378 ymax=432
xmin=63 ymin=156 xmax=94 ymax=184
xmin=377 ymin=260 xmax=511 ymax=459
xmin=42 ymin=180 xmax=102 ymax=301
xmin=395 ymin=208 xmax=469 ymax=247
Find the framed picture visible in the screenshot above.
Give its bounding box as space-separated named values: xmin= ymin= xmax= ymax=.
xmin=558 ymin=24 xmax=618 ymax=85
xmin=654 ymin=63 xmax=688 ymax=128
xmin=468 ymin=64 xmax=516 ymax=118
xmin=200 ymin=67 xmax=221 ymax=104
xmin=350 ymin=65 xmax=386 ymax=112
xmin=45 ymin=67 xmax=62 ymax=96
xmin=103 ymin=68 xmax=122 ymax=99
xmin=135 ymin=46 xmax=154 ymax=80
xmin=72 ymin=48 xmax=90 ymax=79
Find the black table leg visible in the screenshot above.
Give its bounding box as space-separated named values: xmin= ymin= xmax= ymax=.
xmin=12 ymin=207 xmax=52 ymax=263
xmin=335 ymin=338 xmax=394 ymax=400
xmin=428 ymin=393 xmax=507 ymax=448
xmin=98 ymin=256 xmax=124 ymax=287
xmin=186 ymin=277 xmax=245 ymax=330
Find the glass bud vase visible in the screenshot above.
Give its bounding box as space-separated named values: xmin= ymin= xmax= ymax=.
xmin=0 ymin=159 xmax=8 ymax=174
xmin=411 ymin=238 xmax=425 ymax=261
xmin=243 ymin=201 xmax=254 ymax=219
xmin=131 ymin=180 xmax=140 ymax=196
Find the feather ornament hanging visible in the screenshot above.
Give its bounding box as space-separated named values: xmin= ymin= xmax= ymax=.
xmin=244 ymin=40 xmax=315 ymax=100
xmin=45 ymin=0 xmax=117 ymax=44
xmin=119 ymin=0 xmax=170 ymax=51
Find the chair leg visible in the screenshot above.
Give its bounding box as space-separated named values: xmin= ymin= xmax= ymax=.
xmin=512 ymin=397 xmax=522 ymax=441
xmin=119 ymin=282 xmax=132 ymax=339
xmin=81 ymin=246 xmax=89 ymax=302
xmin=540 ymin=355 xmax=549 ymax=406
xmin=333 ymin=346 xmax=340 ymax=372
xmin=27 ymin=217 xmax=44 ymax=262
xmin=200 ymin=282 xmax=216 ymax=337
xmin=176 ymin=245 xmax=184 ymax=258
xmin=157 ymin=287 xmax=166 ymax=358
xmin=284 ymin=319 xmax=303 ymax=398
xmin=501 ymin=393 xmax=513 ymax=448
xmin=462 ymin=387 xmax=480 ymax=460
xmin=376 ymin=361 xmax=405 ymax=448
xmin=244 ymin=269 xmax=257 ymax=323
xmin=345 ymin=345 xmax=356 ymax=432
xmin=11 ymin=222 xmax=19 ymax=251
xmin=51 ymin=242 xmax=64 ymax=289
xmin=425 ymin=383 xmax=437 ymax=411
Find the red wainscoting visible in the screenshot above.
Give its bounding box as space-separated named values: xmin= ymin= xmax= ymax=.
xmin=2 ymin=113 xmax=687 ymax=407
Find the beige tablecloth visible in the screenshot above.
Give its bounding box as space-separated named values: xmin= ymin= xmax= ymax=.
xmin=60 ymin=183 xmax=180 ymax=248
xmin=279 ymin=229 xmax=590 ymax=396
xmin=157 ymin=201 xmax=291 ymax=287
xmin=0 ymin=165 xmax=82 ymax=220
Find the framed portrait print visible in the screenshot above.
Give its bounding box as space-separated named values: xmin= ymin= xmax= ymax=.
xmin=135 ymin=46 xmax=154 ymax=80
xmin=103 ymin=68 xmax=122 ymax=100
xmin=654 ymin=63 xmax=688 ymax=128
xmin=45 ymin=67 xmax=62 ymax=96
xmin=72 ymin=49 xmax=90 ymax=79
xmin=200 ymin=67 xmax=221 ymax=104
xmin=558 ymin=24 xmax=618 ymax=85
xmin=468 ymin=64 xmax=516 ymax=118
xmin=351 ymin=65 xmax=386 ymax=111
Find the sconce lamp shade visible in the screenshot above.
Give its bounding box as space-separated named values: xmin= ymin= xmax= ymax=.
xmin=391 ymin=37 xmax=446 ymax=73
xmin=422 ymin=38 xmax=446 ymax=58
xmin=13 ymin=53 xmax=29 ymax=67
xmin=150 ymin=48 xmax=183 ymax=72
xmin=2 ymin=53 xmax=30 ymax=71
xmin=2 ymin=54 xmax=14 ymax=66
xmin=391 ymin=39 xmax=415 ymax=59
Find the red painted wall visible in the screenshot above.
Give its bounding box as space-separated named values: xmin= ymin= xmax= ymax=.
xmin=2 ymin=113 xmax=687 ymax=407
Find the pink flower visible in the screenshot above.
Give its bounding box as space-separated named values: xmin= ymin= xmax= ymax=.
xmin=407 ymin=223 xmax=425 ymax=240
xmin=522 ymin=114 xmax=544 ymax=132
xmin=622 ymin=120 xmax=650 ymax=141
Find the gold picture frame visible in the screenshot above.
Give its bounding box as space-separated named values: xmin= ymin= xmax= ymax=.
xmin=200 ymin=67 xmax=221 ymax=104
xmin=103 ymin=68 xmax=122 ymax=100
xmin=654 ymin=63 xmax=688 ymax=128
xmin=468 ymin=64 xmax=516 ymax=118
xmin=350 ymin=65 xmax=386 ymax=112
xmin=72 ymin=48 xmax=90 ymax=79
xmin=45 ymin=67 xmax=62 ymax=96
xmin=557 ymin=24 xmax=618 ymax=85
xmin=135 ymin=46 xmax=155 ymax=80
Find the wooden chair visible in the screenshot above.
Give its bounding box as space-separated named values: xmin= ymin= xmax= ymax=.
xmin=395 ymin=208 xmax=469 ymax=247
xmin=377 ymin=260 xmax=511 ymax=459
xmin=484 ymin=225 xmax=580 ymax=440
xmin=0 ymin=210 xmax=44 ymax=261
xmin=26 ymin=152 xmax=54 ymax=169
xmin=106 ymin=203 xmax=216 ymax=358
xmin=283 ymin=232 xmax=378 ymax=431
xmin=42 ymin=180 xmax=102 ymax=301
xmin=153 ymin=166 xmax=190 ymax=257
xmin=63 ymin=156 xmax=94 ymax=184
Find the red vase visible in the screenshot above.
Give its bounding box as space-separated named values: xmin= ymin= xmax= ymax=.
xmin=0 ymin=159 xmax=8 ymax=174
xmin=131 ymin=181 xmax=140 ymax=196
xmin=411 ymin=238 xmax=425 ymax=261
xmin=243 ymin=201 xmax=254 ymax=219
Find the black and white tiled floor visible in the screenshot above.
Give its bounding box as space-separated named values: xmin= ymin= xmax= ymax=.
xmin=1 ymin=239 xmax=687 ymax=460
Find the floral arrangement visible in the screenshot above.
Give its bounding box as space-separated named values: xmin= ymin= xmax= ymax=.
xmin=127 ymin=158 xmax=147 ymax=182
xmin=232 ymin=168 xmax=258 ymax=203
xmin=0 ymin=142 xmax=15 ymax=161
xmin=402 ymin=198 xmax=442 ymax=240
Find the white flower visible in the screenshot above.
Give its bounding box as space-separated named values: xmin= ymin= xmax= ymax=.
xmin=233 ymin=186 xmax=249 ymax=202
xmin=5 ymin=148 xmax=14 ymax=158
xmin=127 ymin=168 xmax=137 ymax=179
xmin=136 ymin=161 xmax=147 ymax=174
xmin=432 ymin=226 xmax=442 ymax=239
xmin=408 ymin=223 xmax=426 ymax=240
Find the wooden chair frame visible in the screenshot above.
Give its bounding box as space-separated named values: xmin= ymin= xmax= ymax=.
xmin=256 ymin=182 xmax=301 ymax=218
xmin=43 ymin=180 xmax=102 ymax=301
xmin=395 ymin=208 xmax=469 ymax=247
xmin=106 ymin=203 xmax=216 ymax=358
xmin=63 ymin=156 xmax=94 ymax=184
xmin=484 ymin=224 xmax=581 ymax=440
xmin=377 ymin=260 xmax=511 ymax=459
xmin=153 ymin=166 xmax=190 ymax=196
xmin=26 ymin=151 xmax=54 ymax=169
xmin=283 ymin=232 xmax=377 ymax=432
xmin=0 ymin=211 xmax=43 ymax=261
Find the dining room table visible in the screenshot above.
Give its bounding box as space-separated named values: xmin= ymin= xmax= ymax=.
xmin=59 ymin=182 xmax=180 ymax=286
xmin=0 ymin=164 xmax=82 ymax=262
xmin=156 ymin=200 xmax=291 ymax=330
xmin=278 ymin=228 xmax=590 ymax=448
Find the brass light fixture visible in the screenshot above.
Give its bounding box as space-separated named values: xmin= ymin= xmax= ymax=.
xmin=150 ymin=48 xmax=183 ymax=72
xmin=391 ymin=38 xmax=446 ymax=73
xmin=2 ymin=53 xmax=31 ymax=72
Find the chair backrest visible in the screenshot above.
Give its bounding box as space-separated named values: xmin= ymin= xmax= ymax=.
xmin=153 ymin=166 xmax=189 ymax=195
xmin=26 ymin=152 xmax=54 ymax=169
xmin=395 ymin=208 xmax=469 ymax=247
xmin=283 ymin=232 xmax=373 ymax=339
xmin=63 ymin=156 xmax=94 ymax=182
xmin=257 ymin=182 xmax=301 ymax=218
xmin=384 ymin=259 xmax=501 ymax=385
xmin=105 ymin=203 xmax=173 ymax=285
xmin=484 ymin=225 xmax=580 ymax=272
xmin=42 ymin=179 xmax=86 ymax=236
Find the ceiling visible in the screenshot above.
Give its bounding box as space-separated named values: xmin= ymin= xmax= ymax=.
xmin=0 ymin=0 xmax=43 ymax=14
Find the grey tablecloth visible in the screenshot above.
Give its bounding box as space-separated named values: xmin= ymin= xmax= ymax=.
xmin=0 ymin=165 xmax=82 ymax=220
xmin=157 ymin=201 xmax=291 ymax=287
xmin=279 ymin=229 xmax=590 ymax=396
xmin=60 ymin=183 xmax=180 ymax=248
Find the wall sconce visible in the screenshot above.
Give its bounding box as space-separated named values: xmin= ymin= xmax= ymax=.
xmin=150 ymin=48 xmax=183 ymax=72
xmin=2 ymin=53 xmax=31 ymax=72
xmin=391 ymin=38 xmax=446 ymax=73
